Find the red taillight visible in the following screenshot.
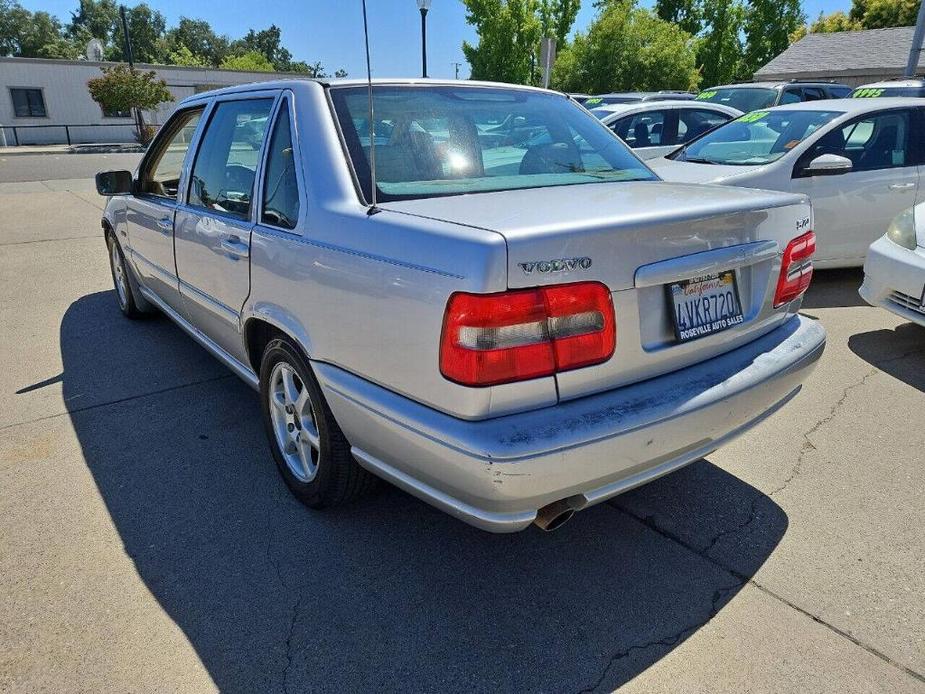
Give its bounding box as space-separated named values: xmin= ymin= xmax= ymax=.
xmin=440 ymin=282 xmax=616 ymax=386
xmin=774 ymin=231 xmax=816 ymax=308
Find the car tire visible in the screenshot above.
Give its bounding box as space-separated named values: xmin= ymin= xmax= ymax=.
xmin=106 ymin=232 xmax=146 ymax=319
xmin=259 ymin=337 xmax=376 ymax=508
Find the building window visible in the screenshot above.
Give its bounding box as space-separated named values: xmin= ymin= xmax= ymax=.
xmin=102 ymin=105 xmax=132 ymax=118
xmin=10 ymin=88 xmax=47 ymax=118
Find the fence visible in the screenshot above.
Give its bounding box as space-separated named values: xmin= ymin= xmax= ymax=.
xmin=0 ymin=122 xmax=160 ymax=147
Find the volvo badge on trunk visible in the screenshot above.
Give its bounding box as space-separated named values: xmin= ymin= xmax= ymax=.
xmin=519 ymin=257 xmax=592 ymax=275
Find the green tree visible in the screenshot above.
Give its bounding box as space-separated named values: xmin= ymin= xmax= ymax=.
xmin=87 ymin=64 xmax=172 ymax=141
xmin=230 ymin=25 xmax=292 ymax=71
xmin=790 ymin=10 xmax=862 ymax=42
xmin=166 ymin=17 xmax=228 ymax=66
xmin=1 ymin=0 xmax=78 ymax=57
xmin=857 ymin=0 xmax=919 ymax=28
xmin=552 ymin=1 xmax=699 ymax=93
xmin=742 ymin=0 xmax=804 ymax=74
xmin=538 ymin=0 xmax=581 ymax=46
xmin=167 ymin=44 xmax=208 ymax=67
xmin=462 ymin=0 xmax=543 ymax=84
xmin=220 ymin=50 xmax=274 ymax=72
xmin=655 ymin=0 xmax=703 ymax=35
xmin=67 ymin=0 xmax=119 ymax=44
xmin=107 ymin=3 xmax=167 ymax=63
xmin=697 ymin=0 xmax=747 ymax=85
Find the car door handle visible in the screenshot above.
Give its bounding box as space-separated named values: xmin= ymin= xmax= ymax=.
xmin=156 ymin=216 xmax=172 ymax=233
xmin=220 ymin=236 xmax=249 ymax=259
xmin=888 ymin=183 xmax=915 ymax=191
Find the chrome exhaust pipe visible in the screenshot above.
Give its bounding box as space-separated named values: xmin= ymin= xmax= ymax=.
xmin=533 ymin=499 xmax=576 ymax=532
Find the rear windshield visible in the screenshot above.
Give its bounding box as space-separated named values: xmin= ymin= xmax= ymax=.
xmin=583 ymin=96 xmax=640 ymax=106
xmin=696 ymin=88 xmax=778 ymax=112
xmin=851 ymin=86 xmax=925 ymax=98
xmin=330 ymin=85 xmax=655 ymax=202
xmin=673 ymin=109 xmax=842 ymax=165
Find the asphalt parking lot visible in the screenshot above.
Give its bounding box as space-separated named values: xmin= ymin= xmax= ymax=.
xmin=1 ymin=152 xmax=923 ymax=693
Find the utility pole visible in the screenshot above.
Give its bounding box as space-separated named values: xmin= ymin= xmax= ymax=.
xmin=905 ymin=0 xmax=925 ymax=77
xmin=452 ymin=62 xmax=461 ymax=80
xmin=119 ymin=5 xmax=145 ymax=140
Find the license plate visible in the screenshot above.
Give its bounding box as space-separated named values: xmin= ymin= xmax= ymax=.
xmin=668 ymin=270 xmax=744 ymax=342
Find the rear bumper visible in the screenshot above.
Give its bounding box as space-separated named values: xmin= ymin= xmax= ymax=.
xmin=315 ymin=314 xmax=826 ymax=532
xmin=859 ymin=235 xmax=925 ymax=327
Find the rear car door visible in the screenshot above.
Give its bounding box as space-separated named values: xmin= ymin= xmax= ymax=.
xmin=792 ymin=108 xmax=919 ymax=265
xmin=124 ymin=107 xmax=204 ymax=311
xmin=173 ymin=93 xmax=277 ymax=362
xmin=610 ymin=109 xmax=673 ymax=159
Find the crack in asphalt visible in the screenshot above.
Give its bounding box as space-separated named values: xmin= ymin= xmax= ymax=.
xmin=576 ymin=578 xmax=743 ymax=693
xmin=264 ymin=517 xmax=306 ymax=694
xmin=769 ymin=366 xmax=877 ymax=499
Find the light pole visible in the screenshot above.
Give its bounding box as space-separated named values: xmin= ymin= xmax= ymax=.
xmin=417 ymin=0 xmax=431 ymax=78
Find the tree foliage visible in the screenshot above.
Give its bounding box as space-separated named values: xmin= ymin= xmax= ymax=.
xmin=655 ymin=0 xmax=703 ymax=35
xmin=219 ymin=50 xmax=274 ymax=72
xmin=792 ymin=0 xmax=920 ymax=43
xmin=697 ymin=0 xmax=747 ymax=85
xmin=553 ymin=1 xmax=700 ymax=92
xmin=538 ymin=0 xmax=581 ymax=46
xmin=742 ymin=0 xmax=804 ymax=72
xmin=1 ymin=0 xmax=343 ymax=75
xmin=463 ymin=0 xmax=543 ymax=84
xmin=87 ymin=63 xmax=172 ymax=112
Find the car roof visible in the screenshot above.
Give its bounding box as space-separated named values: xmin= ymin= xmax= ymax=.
xmin=758 ymin=96 xmax=925 ymax=113
xmin=702 ymin=81 xmax=848 ymax=90
xmin=856 ymin=78 xmax=925 ymax=88
xmin=592 ymin=100 xmax=740 ymax=119
xmin=177 ymin=77 xmax=561 ymax=106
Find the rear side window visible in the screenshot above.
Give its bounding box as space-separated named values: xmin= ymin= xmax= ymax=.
xmin=676 ymin=109 xmax=733 ymax=144
xmin=612 ymin=111 xmax=667 ymax=147
xmin=140 ymin=107 xmax=203 ymax=199
xmin=261 ymin=101 xmax=300 ymax=230
xmin=188 ymin=98 xmax=274 ymax=219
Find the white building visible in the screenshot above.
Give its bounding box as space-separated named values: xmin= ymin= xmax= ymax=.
xmin=0 ymin=56 xmax=297 ymax=146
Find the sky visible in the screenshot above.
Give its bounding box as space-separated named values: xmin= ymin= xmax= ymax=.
xmin=19 ymin=0 xmax=853 ymax=79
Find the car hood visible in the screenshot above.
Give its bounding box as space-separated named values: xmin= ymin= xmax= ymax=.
xmin=378 ymin=181 xmax=806 ymax=290
xmin=647 ymin=158 xmax=766 ymax=184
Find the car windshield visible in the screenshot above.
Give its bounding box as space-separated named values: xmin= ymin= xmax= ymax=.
xmin=674 ymin=109 xmax=843 ymax=165
xmin=582 ymin=96 xmax=640 ymax=107
xmin=851 ymin=86 xmax=925 ymax=98
xmin=696 ymin=88 xmax=778 ymax=112
xmin=590 ymin=108 xmax=619 ymax=119
xmin=330 ymin=86 xmax=656 ymax=202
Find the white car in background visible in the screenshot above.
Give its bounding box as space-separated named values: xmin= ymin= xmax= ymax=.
xmin=589 ymin=100 xmax=741 ymax=160
xmin=860 ymin=205 xmax=925 ymax=326
xmin=650 ymin=98 xmax=925 ymax=268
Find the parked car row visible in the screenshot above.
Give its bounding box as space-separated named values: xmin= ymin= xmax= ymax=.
xmin=92 ymin=77 xmax=919 ymax=535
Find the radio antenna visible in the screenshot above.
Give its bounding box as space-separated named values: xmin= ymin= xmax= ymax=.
xmin=362 ymin=0 xmax=378 ymax=214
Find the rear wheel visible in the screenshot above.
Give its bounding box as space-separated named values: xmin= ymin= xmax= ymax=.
xmin=259 ymin=338 xmax=376 ymax=507
xmin=106 ymin=233 xmax=144 ymax=319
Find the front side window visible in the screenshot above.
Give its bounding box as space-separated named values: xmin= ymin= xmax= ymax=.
xmin=330 ymin=86 xmax=655 ymax=202
xmin=696 ymin=88 xmax=778 ymax=112
xmin=10 ymin=88 xmax=46 ymax=117
xmin=188 ymin=98 xmax=274 ymax=219
xmin=140 ymin=107 xmax=204 ymax=199
xmin=802 ymin=110 xmax=911 ymax=172
xmin=780 ymin=89 xmax=802 ymax=105
xmin=674 ymin=109 xmax=843 ymax=165
xmin=612 ymin=111 xmax=666 ymax=147
xmin=261 ymin=101 xmax=300 ymax=230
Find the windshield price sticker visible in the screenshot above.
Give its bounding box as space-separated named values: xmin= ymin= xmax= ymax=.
xmin=738 ymin=111 xmax=770 ymax=123
xmin=696 ymin=91 xmax=718 ymax=100
xmin=668 ymin=270 xmax=744 ymax=343
xmin=851 ymin=88 xmax=884 ymax=98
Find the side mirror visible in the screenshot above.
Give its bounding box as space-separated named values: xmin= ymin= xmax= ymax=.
xmin=95 ymin=170 xmax=133 ymax=196
xmin=804 ymin=153 xmax=853 ymax=176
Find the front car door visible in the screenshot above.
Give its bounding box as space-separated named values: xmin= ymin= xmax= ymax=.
xmin=792 ymin=108 xmax=920 ymax=266
xmin=173 ymin=93 xmax=277 ymax=362
xmin=124 ymin=107 xmax=204 ymax=311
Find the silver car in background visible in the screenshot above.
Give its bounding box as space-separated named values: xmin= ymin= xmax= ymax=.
xmin=96 ymin=79 xmax=825 ymax=533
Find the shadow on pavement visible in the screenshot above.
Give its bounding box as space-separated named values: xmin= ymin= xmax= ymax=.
xmin=849 ymin=322 xmax=925 ymax=393
xmin=60 ymin=291 xmax=788 ymax=692
xmin=800 ymin=268 xmax=865 ymax=310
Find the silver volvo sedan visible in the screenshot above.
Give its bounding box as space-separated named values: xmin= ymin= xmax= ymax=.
xmin=95 ymin=79 xmax=826 ymax=532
